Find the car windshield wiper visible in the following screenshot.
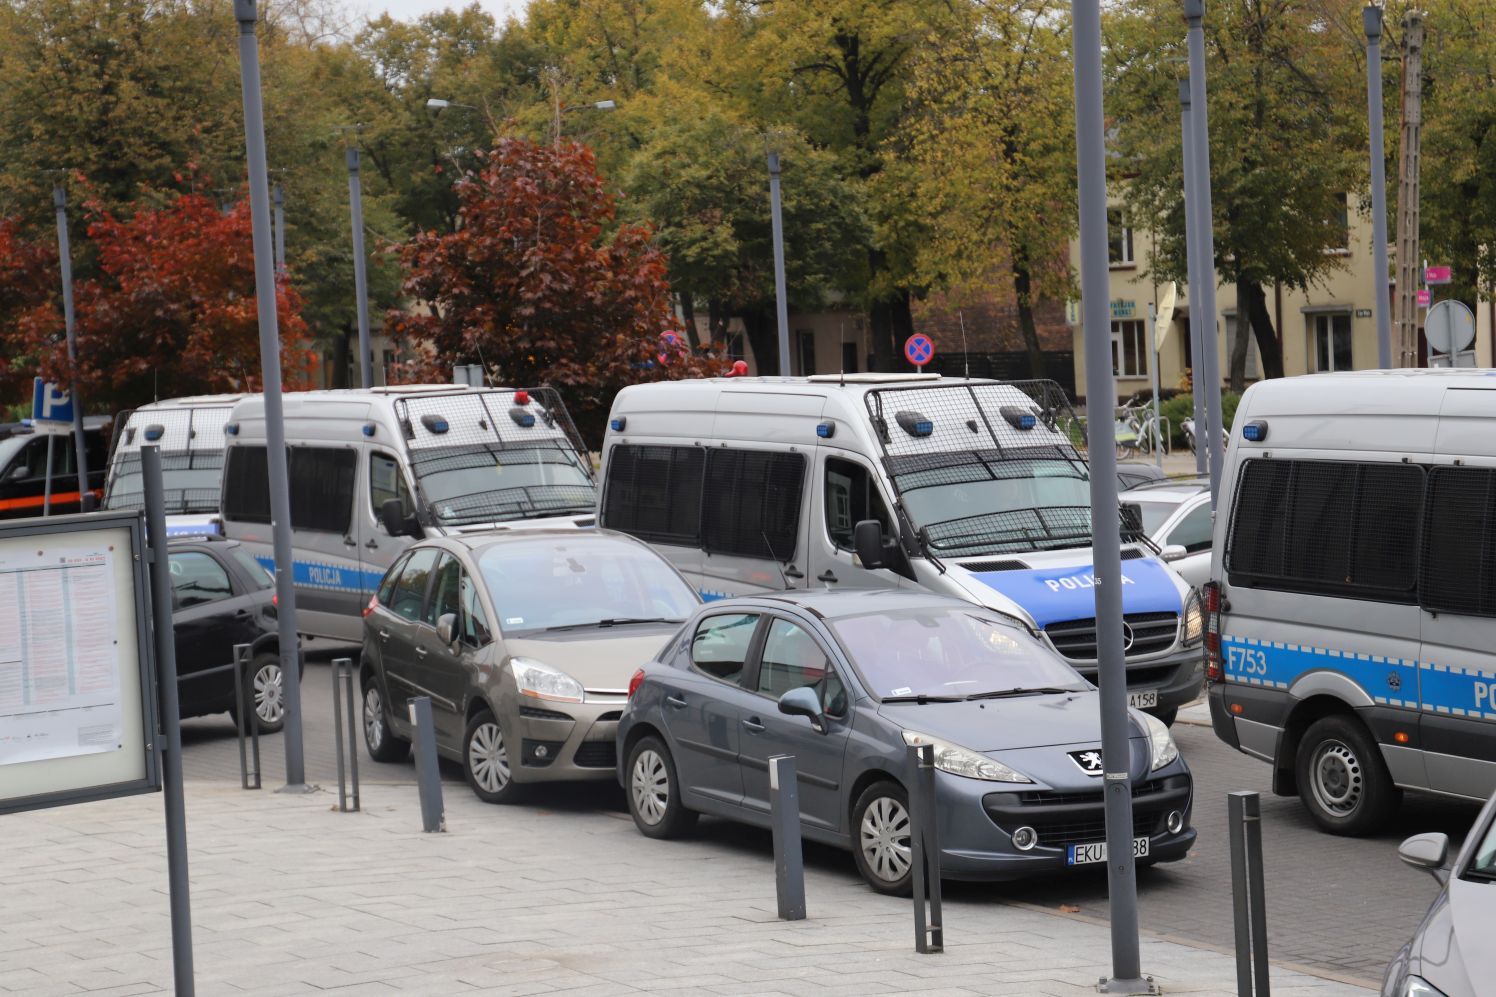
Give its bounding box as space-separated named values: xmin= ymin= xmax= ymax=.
xmin=964 ymin=686 xmax=1084 ymax=701
xmin=544 ymin=617 xmax=679 ymax=632
xmin=879 ymin=694 xmax=966 ymax=704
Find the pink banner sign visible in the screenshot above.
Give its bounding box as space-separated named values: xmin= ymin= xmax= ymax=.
xmin=1425 ymin=265 xmax=1452 ymax=285
xmin=1417 ymin=289 xmax=1432 ymax=308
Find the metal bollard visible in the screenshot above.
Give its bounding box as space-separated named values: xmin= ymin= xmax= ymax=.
xmin=409 ymin=697 xmax=445 ymax=832
xmin=909 ymin=743 xmax=943 ymax=954
xmin=232 ymin=643 xmax=261 ymax=790
xmin=330 ymin=657 xmax=361 ymax=812
xmin=768 ymin=754 xmax=806 ymax=920
xmin=1228 ymin=791 xmax=1271 ymax=996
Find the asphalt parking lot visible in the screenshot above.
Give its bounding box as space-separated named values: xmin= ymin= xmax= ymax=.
xmin=179 ymin=655 xmax=1478 ymax=989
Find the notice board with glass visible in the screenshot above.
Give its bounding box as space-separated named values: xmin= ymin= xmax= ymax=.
xmin=0 ymin=512 xmax=160 ymax=814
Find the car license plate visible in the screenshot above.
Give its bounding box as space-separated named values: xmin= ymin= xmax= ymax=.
xmin=1067 ymin=836 xmax=1150 ymax=866
xmin=1127 ymin=689 xmax=1158 ymax=709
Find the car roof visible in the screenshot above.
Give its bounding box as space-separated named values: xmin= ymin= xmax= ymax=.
xmin=714 ymin=588 xmax=998 ymax=621
xmin=430 ymin=527 xmax=645 ymax=555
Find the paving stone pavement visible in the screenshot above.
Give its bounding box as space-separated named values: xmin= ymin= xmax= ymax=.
xmin=1 ymin=771 xmax=1378 ymax=997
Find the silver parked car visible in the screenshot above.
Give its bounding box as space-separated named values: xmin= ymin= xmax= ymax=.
xmin=360 ymin=529 xmax=700 ymax=802
xmin=618 ymin=589 xmax=1195 ymax=895
xmin=1382 ymin=791 xmax=1496 ymax=997
xmin=1120 ymin=477 xmax=1212 ymax=589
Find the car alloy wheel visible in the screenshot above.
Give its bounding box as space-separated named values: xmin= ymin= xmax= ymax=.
xmin=253 ymin=660 xmax=284 ymax=726
xmin=631 ymin=748 xmax=670 ymax=826
xmin=364 ymin=686 xmax=385 ymax=751
xmin=1310 ymin=738 xmax=1363 ymax=818
xmin=860 ymin=795 xmax=913 ymax=885
xmin=467 ymin=719 xmax=511 ymax=795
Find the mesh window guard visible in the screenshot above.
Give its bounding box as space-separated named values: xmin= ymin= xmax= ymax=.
xmin=701 ymin=450 xmax=806 ymax=560
xmin=1421 ymin=466 xmax=1495 ymax=616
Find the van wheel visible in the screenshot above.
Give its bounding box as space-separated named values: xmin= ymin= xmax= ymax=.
xmin=852 ymin=781 xmax=915 ymax=897
xmin=1295 ymin=715 xmax=1400 ymax=835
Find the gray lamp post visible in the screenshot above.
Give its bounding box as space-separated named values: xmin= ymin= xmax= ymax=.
xmin=768 ymin=152 xmax=791 ymax=377
xmin=51 ymin=185 xmax=91 ymax=509
xmin=346 ymin=143 xmax=373 ymax=389
xmin=1185 ymin=0 xmax=1225 ymax=508
xmin=1365 ymin=4 xmax=1392 ymax=369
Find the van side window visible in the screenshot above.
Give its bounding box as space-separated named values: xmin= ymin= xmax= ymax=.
xmin=603 ymin=445 xmax=703 ymax=544
xmin=288 ymin=448 xmax=357 ymax=534
xmin=824 ymin=458 xmax=893 ymax=549
xmin=1422 ymin=467 xmax=1496 ymax=616
xmin=223 ymin=445 xmax=271 ymax=523
xmin=370 ymin=451 xmax=414 ymax=519
xmin=701 ymin=450 xmax=806 ymax=560
xmin=1227 ymin=458 xmax=1422 ymax=599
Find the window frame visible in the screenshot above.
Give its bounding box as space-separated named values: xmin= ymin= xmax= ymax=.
xmin=687 ymin=611 xmax=764 ymax=687
xmin=1107 ymin=208 xmax=1135 ymax=267
xmin=750 ymin=614 xmax=849 ymax=719
xmin=823 ymin=456 xmax=895 ymax=552
xmin=1311 ymin=313 xmax=1354 ymax=373
xmin=369 ymin=449 xmax=415 ymax=522
xmin=287 ymin=446 xmax=358 ymax=535
xmin=168 ymin=550 xmax=236 ymax=610
xmin=389 ymin=547 xmax=440 ymax=625
xmin=1110 ymin=319 xmax=1148 ymax=378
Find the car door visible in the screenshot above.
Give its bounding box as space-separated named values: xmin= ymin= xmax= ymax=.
xmin=809 ymin=452 xmax=902 ymax=592
xmin=416 ymin=552 xmax=468 ymax=748
xmin=361 ymin=449 xmax=418 ymax=603
xmin=657 ymin=611 xmax=764 ymax=810
xmin=377 ymin=547 xmax=440 ymax=716
xmin=169 ymin=549 xmax=248 ymax=715
xmin=737 ymin=615 xmax=854 ymax=832
xmin=1159 ymin=498 xmax=1214 ymax=589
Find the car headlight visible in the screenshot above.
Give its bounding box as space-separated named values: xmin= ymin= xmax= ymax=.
xmin=1403 ymin=977 xmax=1447 ymax=997
xmin=902 ymin=731 xmax=1033 ymax=783
xmin=510 ymin=657 xmax=585 ymax=703
xmin=1139 ymin=711 xmax=1179 ymax=770
xmin=1182 ymin=590 xmax=1203 ymax=645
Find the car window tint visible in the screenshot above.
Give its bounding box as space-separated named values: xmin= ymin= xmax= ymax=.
xmin=691 ymin=613 xmax=758 ymax=683
xmin=758 ymin=619 xmax=829 ymax=696
xmin=377 ymin=554 xmax=406 ymax=605
xmin=370 ymin=451 xmax=414 ymax=519
xmin=425 ymin=554 xmax=461 ymax=626
xmin=1166 ymin=502 xmax=1213 ymax=553
xmin=460 ymin=573 xmax=492 ymax=646
xmin=288 ymin=447 xmax=357 ymax=534
xmin=391 ymin=548 xmax=438 ymax=622
xmin=701 ymin=449 xmax=805 ymax=560
xmin=170 ymin=551 xmax=233 ymax=609
xmin=603 ymin=444 xmax=704 ymax=544
xmin=223 ymin=446 xmax=271 ymax=523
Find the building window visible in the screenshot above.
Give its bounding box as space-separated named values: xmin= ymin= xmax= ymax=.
xmin=796 ymin=329 xmax=816 ymax=376
xmin=1333 ymin=193 xmax=1350 ymax=252
xmin=1111 ymin=320 xmax=1148 ymax=377
xmin=1311 ymin=313 xmax=1352 ymax=372
xmin=1107 ymin=208 xmax=1134 ymax=266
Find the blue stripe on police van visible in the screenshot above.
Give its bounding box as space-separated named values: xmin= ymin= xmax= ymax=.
xmin=255 ymin=555 xmax=386 ymax=594
xmin=1222 ymin=635 xmax=1496 ymax=719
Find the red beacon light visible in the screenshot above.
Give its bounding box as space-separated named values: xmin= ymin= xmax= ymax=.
xmin=514 ymin=390 xmax=530 ymax=405
xmin=726 ymin=360 xmax=749 ymax=378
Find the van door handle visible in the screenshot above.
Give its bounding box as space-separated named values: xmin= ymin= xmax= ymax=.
xmin=783 ymin=565 xmax=804 ymax=579
xmin=365 ymin=538 xmax=378 ymax=550
xmin=742 ymin=717 xmax=766 ymax=733
xmin=665 ymin=694 xmax=687 ymax=710
xmin=818 ymin=570 xmax=838 ymax=583
xmin=342 ymin=535 xmax=356 ymax=547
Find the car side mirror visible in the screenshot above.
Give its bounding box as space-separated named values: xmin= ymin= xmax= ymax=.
xmin=778 ymin=686 xmax=825 ymax=731
xmin=1160 ymin=544 xmax=1188 ymax=563
xmin=854 ymin=519 xmax=887 ymax=569
xmin=1398 ymin=832 xmax=1450 ymax=882
xmin=381 ymin=498 xmax=420 ymax=538
xmin=436 ymin=612 xmax=458 ymax=647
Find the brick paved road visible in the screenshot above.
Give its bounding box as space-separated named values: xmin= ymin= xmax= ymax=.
xmin=183 ymin=659 xmax=1474 ymax=988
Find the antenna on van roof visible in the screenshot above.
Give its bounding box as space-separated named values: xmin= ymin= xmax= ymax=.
xmin=761 ymin=530 xmax=792 ymax=590
xmin=838 ymin=321 xmax=846 ymax=386
xmin=958 ymin=310 xmax=970 ymax=380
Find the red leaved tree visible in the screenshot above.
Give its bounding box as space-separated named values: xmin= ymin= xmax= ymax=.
xmin=0 ymin=218 xmax=63 ymax=407
xmin=385 ymin=139 xmax=713 ymax=443
xmin=67 ymin=193 xmax=317 ymax=405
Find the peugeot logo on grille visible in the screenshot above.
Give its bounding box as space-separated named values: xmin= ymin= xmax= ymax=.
xmin=1069 ymin=749 xmax=1105 ymax=776
xmin=1121 ymin=621 xmax=1135 ymax=651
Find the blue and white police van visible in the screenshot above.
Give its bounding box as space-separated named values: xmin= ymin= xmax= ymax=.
xmin=1207 ymin=370 xmax=1496 ymax=833
xmin=221 ymin=385 xmax=597 ymax=643
xmin=599 ymin=375 xmax=1204 ymax=723
xmin=104 ymin=395 xmax=245 ymax=536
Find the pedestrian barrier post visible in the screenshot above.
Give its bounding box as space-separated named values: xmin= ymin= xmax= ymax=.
xmin=232 ymin=643 xmax=260 ymax=790
xmin=409 ymin=696 xmax=445 ymax=832
xmin=909 ymin=743 xmax=943 ymax=954
xmin=768 ymin=754 xmax=806 ymax=920
xmin=1228 ymin=790 xmax=1271 ymax=996
xmin=330 ymin=657 xmax=360 ymax=812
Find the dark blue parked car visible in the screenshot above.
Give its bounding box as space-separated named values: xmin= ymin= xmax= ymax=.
xmin=617 ymin=589 xmax=1195 ymax=894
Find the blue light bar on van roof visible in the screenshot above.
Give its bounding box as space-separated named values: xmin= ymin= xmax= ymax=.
xmin=362 ymin=423 xmax=377 ymax=437
xmin=510 ymin=408 xmax=536 ymax=428
xmin=816 ymin=421 xmax=835 ymax=439
xmin=610 ymin=417 xmax=626 ymax=432
xmin=143 ymin=424 xmax=165 ymax=442
xmin=420 ymin=414 xmax=450 ymax=434
xmin=1000 ymin=405 xmax=1037 ymax=430
xmin=225 ymin=423 xmax=239 ymax=435
xmin=895 ymin=411 xmax=933 ymax=438
xmin=1242 ymin=420 xmax=1268 ymax=443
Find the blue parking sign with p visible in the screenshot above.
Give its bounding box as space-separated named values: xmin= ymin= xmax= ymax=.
xmin=32 ymin=378 xmax=75 ymax=424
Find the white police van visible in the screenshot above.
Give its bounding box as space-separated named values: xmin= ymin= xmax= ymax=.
xmin=221 ymin=385 xmax=596 ymax=642
xmin=1207 ymin=369 xmax=1496 ymax=833
xmin=599 ymin=374 xmax=1203 ymax=721
xmin=104 ymin=395 xmax=246 ymax=535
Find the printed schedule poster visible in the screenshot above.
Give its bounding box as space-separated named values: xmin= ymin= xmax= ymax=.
xmin=0 ymin=545 xmax=123 ymax=766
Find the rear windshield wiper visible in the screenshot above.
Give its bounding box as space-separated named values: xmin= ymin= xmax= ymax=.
xmin=964 ymin=687 xmax=1084 ymax=701
xmin=544 ymin=617 xmax=679 ymax=632
xmin=879 ymin=694 xmax=966 ymax=704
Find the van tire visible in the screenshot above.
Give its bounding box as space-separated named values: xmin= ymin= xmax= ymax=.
xmin=1295 ymin=715 xmax=1400 ymax=835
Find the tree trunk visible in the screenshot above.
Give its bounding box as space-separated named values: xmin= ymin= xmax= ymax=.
xmin=740 ymin=306 xmax=778 ymax=375
xmin=1014 ymin=251 xmax=1047 ymax=381
xmin=869 ymin=299 xmax=896 ymax=372
xmin=1229 ymin=275 xmax=1252 ymax=393
xmin=332 ymin=325 xmax=352 ymax=389
xmin=707 ymin=299 xmax=727 ymax=351
xmin=679 ymin=292 xmax=701 ymax=350
xmin=1243 ymin=280 xmax=1285 ymax=380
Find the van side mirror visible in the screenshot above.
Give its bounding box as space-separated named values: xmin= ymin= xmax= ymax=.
xmin=778 ymin=686 xmax=825 ymax=732
xmin=854 ymin=519 xmax=887 ymax=569
xmin=436 ymin=612 xmax=458 ymax=647
xmin=381 ymin=498 xmax=419 ymax=538
xmin=1398 ymin=832 xmax=1450 ymax=882
xmin=1160 ymin=544 xmax=1188 ymax=563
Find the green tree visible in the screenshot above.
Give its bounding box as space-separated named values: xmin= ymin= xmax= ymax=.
xmin=1107 ymin=0 xmax=1366 ymax=389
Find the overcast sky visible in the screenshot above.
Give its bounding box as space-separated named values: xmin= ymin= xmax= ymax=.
xmin=356 ymin=0 xmax=530 ymax=26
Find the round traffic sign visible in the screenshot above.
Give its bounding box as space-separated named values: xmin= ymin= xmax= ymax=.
xmin=1425 ymin=300 xmax=1475 ymax=355
xmin=904 ymin=333 xmax=935 ymax=367
xmin=658 ymin=330 xmax=683 ymax=365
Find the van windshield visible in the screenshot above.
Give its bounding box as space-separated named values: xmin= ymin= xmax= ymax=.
xmin=890 ymin=451 xmax=1109 ymax=555
xmin=105 ymin=452 xmax=224 ymax=513
xmin=410 ymin=444 xmax=596 ymax=527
